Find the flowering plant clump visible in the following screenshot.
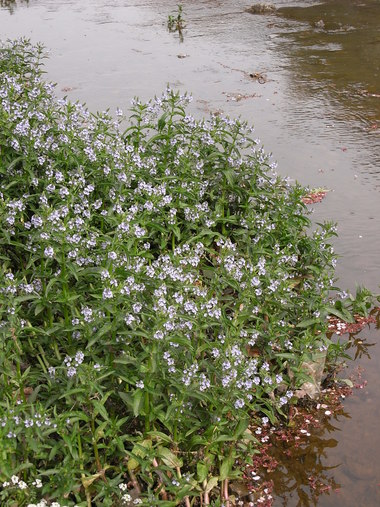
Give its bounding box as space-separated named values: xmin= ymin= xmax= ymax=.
xmin=0 ymin=39 xmax=374 ymax=506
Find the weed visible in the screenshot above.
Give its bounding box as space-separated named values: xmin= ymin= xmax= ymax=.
xmin=168 ymin=5 xmax=185 ymax=41
xmin=0 ymin=39 xmax=375 ymax=506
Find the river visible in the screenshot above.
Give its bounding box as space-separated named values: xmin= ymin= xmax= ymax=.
xmin=1 ymin=0 xmax=379 ymax=505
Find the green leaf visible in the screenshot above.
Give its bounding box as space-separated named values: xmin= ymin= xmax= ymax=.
xmin=65 ymin=411 xmax=90 ymax=423
xmin=146 ymin=431 xmax=173 ymax=444
xmin=14 ymin=294 xmax=38 ymax=304
xmin=233 ymin=417 xmax=249 ymax=439
xmin=157 ymin=446 xmax=183 ymax=468
xmin=113 ymin=355 xmax=137 ymax=365
xmin=59 ymin=387 xmax=86 ymax=399
xmin=205 ymin=476 xmax=219 ymax=494
xmin=172 ymin=225 xmax=181 ymax=241
xmin=197 ymin=462 xmax=208 ymax=483
xmin=327 ymin=306 xmax=354 ymax=323
xmin=92 ymin=399 xmax=109 ymax=421
xmin=39 ymin=468 xmax=62 ymax=477
xmin=219 ymin=456 xmax=234 ymax=481
xmin=275 ymin=352 xmax=297 ymax=360
xmin=28 ymin=384 xmax=41 ymax=404
xmin=297 ymin=318 xmax=319 ymax=328
xmin=133 ymin=389 xmax=143 ymax=417
xmin=54 ymin=293 xmax=81 ymax=303
xmin=82 ymin=470 xmax=109 ymax=489
xmin=157 ymin=114 xmax=168 ymax=131
xmin=119 ymin=391 xmax=132 ymax=409
xmin=34 ymin=303 xmax=45 ymax=316
xmin=86 ymin=322 xmax=113 ymax=349
xmin=214 ymin=434 xmax=235 ymax=443
xmin=127 ymin=439 xmax=153 ymax=471
xmin=258 ymin=406 xmax=277 ymax=425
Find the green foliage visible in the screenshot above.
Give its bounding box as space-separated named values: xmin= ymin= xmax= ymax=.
xmin=0 ymin=39 xmax=374 ymax=506
xmin=167 ymin=5 xmax=185 ymax=41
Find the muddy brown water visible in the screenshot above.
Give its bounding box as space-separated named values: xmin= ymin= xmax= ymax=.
xmin=1 ymin=0 xmax=380 ymax=505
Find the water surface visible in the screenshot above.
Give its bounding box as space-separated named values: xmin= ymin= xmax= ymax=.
xmin=1 ymin=1 xmax=379 ymax=505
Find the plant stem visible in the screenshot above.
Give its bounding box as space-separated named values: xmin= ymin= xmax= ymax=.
xmin=203 ymin=480 xmax=209 ymax=505
xmin=78 ymin=432 xmax=92 ymax=507
xmin=223 ymin=479 xmax=230 ymax=507
xmin=144 ymin=390 xmax=150 ymax=432
xmin=91 ymin=418 xmax=102 ymax=471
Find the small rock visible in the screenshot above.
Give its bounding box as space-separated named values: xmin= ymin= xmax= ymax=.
xmin=249 ymin=72 xmax=268 ymax=84
xmin=230 ymin=481 xmax=251 ymax=497
xmin=292 ymin=348 xmax=327 ymax=400
xmin=246 ymin=4 xmax=276 ymax=15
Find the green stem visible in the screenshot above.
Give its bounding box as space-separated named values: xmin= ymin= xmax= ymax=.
xmin=144 ymin=390 xmax=150 ymax=432
xmin=53 ymin=340 xmax=61 ymax=361
xmin=91 ymin=418 xmax=101 ymax=471
xmin=36 ymin=348 xmax=48 ymax=375
xmin=78 ymin=432 xmax=92 ymax=507
xmin=16 ymin=359 xmax=26 ymax=403
xmin=61 ymin=255 xmax=71 ymax=334
xmin=77 ymin=432 xmax=83 ymax=466
xmin=221 ymin=189 xmax=227 ymax=236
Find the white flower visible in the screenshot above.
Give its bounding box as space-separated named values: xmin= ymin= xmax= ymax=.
xmin=234 ymin=399 xmax=245 ymax=409
xmin=74 ymin=350 xmax=84 ymax=365
xmin=67 ymin=366 xmax=77 ymax=377
xmin=44 ymin=246 xmax=54 ymax=258
xmin=102 ymin=288 xmax=113 ymax=299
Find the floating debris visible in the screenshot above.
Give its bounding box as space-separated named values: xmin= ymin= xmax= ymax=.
xmin=314 ymin=19 xmax=325 ymax=29
xmin=246 ymin=4 xmax=277 ymax=15
xmin=327 ymin=312 xmax=378 ymax=335
xmin=223 ymin=91 xmax=260 ymax=102
xmin=249 ymin=72 xmax=268 ymax=84
xmin=301 ymin=188 xmax=329 ymax=204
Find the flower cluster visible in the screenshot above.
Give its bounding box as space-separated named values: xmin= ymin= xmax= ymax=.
xmin=0 ymin=39 xmax=368 ymax=506
xmin=1 ymin=476 xmax=76 ymax=507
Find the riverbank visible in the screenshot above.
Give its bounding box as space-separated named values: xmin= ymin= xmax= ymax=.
xmin=1 ymin=39 xmax=375 ymax=506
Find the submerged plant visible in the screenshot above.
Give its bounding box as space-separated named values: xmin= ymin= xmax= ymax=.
xmin=0 ymin=39 xmax=375 ymax=506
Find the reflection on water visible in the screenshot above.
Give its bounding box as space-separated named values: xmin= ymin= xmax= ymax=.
xmin=269 ymin=419 xmax=342 ymax=507
xmin=277 ymin=0 xmax=380 ymax=90
xmin=262 ymin=314 xmax=380 ymax=507
xmin=349 ymin=336 xmax=376 ymax=361
xmin=273 ymin=0 xmax=380 ymax=177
